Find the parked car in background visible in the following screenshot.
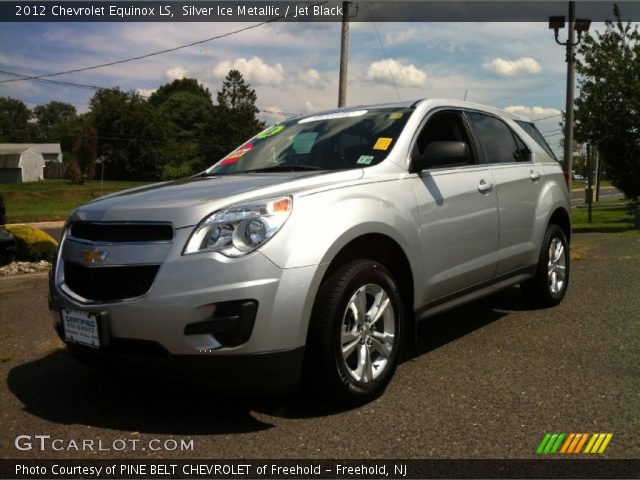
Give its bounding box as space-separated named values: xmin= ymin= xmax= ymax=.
xmin=49 ymin=99 xmax=571 ymax=404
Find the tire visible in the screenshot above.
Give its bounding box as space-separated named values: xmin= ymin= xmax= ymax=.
xmin=305 ymin=259 xmax=404 ymax=405
xmin=521 ymin=224 xmax=570 ymax=307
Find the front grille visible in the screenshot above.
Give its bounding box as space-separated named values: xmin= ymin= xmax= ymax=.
xmin=70 ymin=222 xmax=174 ymax=243
xmin=64 ymin=262 xmax=160 ymax=302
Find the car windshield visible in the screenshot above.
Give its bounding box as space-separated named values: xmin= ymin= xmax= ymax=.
xmin=204 ymin=107 xmax=414 ymax=175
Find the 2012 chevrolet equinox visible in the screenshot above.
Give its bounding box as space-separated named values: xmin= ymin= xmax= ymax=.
xmin=49 ymin=99 xmax=571 ymax=404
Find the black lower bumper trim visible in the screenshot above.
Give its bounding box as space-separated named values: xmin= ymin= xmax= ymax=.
xmin=66 ymin=342 xmax=305 ymax=393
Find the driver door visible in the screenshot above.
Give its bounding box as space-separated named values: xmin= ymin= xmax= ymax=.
xmin=411 ymin=109 xmax=499 ymax=303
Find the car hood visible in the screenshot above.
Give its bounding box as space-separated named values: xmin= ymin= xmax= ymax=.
xmin=69 ymin=170 xmax=363 ymax=228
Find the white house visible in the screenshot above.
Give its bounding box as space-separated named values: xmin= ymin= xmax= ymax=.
xmin=0 ymin=144 xmax=63 ymax=182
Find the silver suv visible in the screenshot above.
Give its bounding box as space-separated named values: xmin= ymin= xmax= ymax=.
xmin=49 ymin=99 xmax=571 ymax=403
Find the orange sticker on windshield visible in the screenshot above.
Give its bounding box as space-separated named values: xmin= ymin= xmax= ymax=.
xmin=219 ymin=144 xmax=253 ymax=166
xmin=373 ymin=137 xmax=393 ymax=150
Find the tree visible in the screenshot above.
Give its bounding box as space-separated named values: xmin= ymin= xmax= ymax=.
xmin=215 ymin=70 xmax=264 ymax=150
xmin=0 ymin=97 xmax=32 ymax=142
xmin=32 ymin=101 xmax=80 ymax=153
xmin=574 ymin=5 xmax=640 ymax=205
xmin=88 ymin=88 xmax=171 ymax=180
xmin=149 ymin=78 xmax=213 ymax=107
xmin=150 ymin=78 xmax=218 ymax=177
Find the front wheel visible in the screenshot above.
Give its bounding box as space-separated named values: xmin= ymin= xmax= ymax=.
xmin=305 ymin=260 xmax=404 ymax=405
xmin=521 ymin=224 xmax=570 ymax=307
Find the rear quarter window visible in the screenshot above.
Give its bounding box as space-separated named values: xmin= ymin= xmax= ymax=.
xmin=515 ymin=121 xmax=557 ymax=160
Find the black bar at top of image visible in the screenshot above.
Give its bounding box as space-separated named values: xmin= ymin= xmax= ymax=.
xmin=3 ymin=1 xmax=640 ymax=22
xmin=2 ymin=459 xmax=640 ymax=479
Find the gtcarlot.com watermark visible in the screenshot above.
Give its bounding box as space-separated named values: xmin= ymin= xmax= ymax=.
xmin=15 ymin=435 xmax=194 ymax=452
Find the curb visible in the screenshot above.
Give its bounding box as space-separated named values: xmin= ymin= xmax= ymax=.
xmin=6 ymin=221 xmax=65 ymax=229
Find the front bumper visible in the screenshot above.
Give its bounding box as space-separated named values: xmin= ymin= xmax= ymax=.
xmin=49 ymin=227 xmax=321 ymax=388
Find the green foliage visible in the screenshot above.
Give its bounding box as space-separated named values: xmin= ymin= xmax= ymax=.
xmin=151 ymin=80 xmax=219 ymax=175
xmin=3 ymin=70 xmax=265 ymax=181
xmin=32 ymin=101 xmax=81 ymax=154
xmin=160 ymin=162 xmax=195 ymax=180
xmin=149 ymin=78 xmax=212 ymax=106
xmin=0 ymin=97 xmax=32 ymax=142
xmin=575 ymin=5 xmax=640 ymax=205
xmin=5 ymin=225 xmax=58 ymax=261
xmin=216 ymin=69 xmax=265 ymax=151
xmin=88 ymin=88 xmax=171 ymax=180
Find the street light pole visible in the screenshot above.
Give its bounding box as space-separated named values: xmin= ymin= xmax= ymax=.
xmin=564 ymin=1 xmax=576 ymax=194
xmin=549 ymin=2 xmax=591 ymax=194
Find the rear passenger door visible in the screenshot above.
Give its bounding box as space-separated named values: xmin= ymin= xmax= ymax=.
xmin=412 ymin=110 xmax=499 ymax=303
xmin=466 ymin=111 xmax=540 ymax=276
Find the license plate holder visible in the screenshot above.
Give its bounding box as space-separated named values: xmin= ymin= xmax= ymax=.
xmin=62 ymin=309 xmax=102 ymax=349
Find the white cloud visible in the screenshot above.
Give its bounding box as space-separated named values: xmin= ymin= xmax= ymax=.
xmin=504 ymin=105 xmax=561 ymax=119
xmin=165 ymin=66 xmax=188 ymax=81
xmin=482 ymin=57 xmax=543 ymax=76
xmin=365 ymin=59 xmax=428 ymax=88
xmin=296 ymin=68 xmax=326 ymax=89
xmin=211 ymin=56 xmax=285 ymax=87
xmin=136 ymin=88 xmax=156 ymax=97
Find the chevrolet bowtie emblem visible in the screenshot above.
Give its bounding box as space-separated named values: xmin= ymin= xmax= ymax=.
xmin=80 ymin=248 xmax=108 ymax=264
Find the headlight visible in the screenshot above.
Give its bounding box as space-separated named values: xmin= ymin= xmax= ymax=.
xmin=184 ymin=196 xmax=292 ymax=257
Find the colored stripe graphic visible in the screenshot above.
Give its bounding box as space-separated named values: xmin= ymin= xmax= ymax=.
xmin=538 ymin=433 xmax=613 ymax=454
xmin=536 ymin=433 xmax=565 ymax=454
xmin=560 ymin=433 xmax=575 ymax=453
xmin=584 ymin=433 xmax=614 ymax=454
xmin=574 ymin=433 xmax=589 ymax=453
xmin=536 ymin=434 xmax=552 ymax=454
xmin=597 ymin=433 xmax=613 ymax=453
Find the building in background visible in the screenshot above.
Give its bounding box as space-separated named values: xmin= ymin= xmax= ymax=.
xmin=0 ymin=144 xmax=63 ymax=182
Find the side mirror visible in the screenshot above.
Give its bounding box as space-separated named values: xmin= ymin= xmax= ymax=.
xmin=411 ymin=141 xmax=471 ymax=172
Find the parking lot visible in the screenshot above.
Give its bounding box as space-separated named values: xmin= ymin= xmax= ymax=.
xmin=1 ymin=232 xmax=638 ymax=460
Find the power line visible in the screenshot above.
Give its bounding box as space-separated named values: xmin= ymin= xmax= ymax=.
xmin=484 ymin=78 xmax=565 ymax=105
xmin=0 ymin=3 xmax=326 ymax=85
xmin=0 ymin=69 xmax=301 ymax=117
xmin=0 ymin=126 xmax=241 ymax=150
xmin=533 ymin=113 xmax=562 ymax=122
xmin=366 ymin=3 xmax=401 ymax=102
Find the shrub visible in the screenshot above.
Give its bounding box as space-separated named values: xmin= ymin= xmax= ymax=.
xmin=4 ymin=225 xmax=58 ymax=261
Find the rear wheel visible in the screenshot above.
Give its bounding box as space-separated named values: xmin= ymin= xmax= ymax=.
xmin=521 ymin=224 xmax=570 ymax=307
xmin=306 ymin=259 xmax=404 ymax=404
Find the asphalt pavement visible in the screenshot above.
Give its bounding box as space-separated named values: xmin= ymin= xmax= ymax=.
xmin=0 ymin=232 xmax=638 ymax=460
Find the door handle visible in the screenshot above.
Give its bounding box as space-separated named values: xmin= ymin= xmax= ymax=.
xmin=530 ymin=171 xmax=541 ymax=181
xmin=477 ymin=180 xmax=493 ymax=193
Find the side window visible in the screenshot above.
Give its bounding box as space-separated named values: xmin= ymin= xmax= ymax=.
xmin=415 ymin=111 xmax=474 ymax=166
xmin=515 ymin=120 xmax=557 ymax=160
xmin=512 ymin=133 xmax=532 ymax=162
xmin=467 ymin=112 xmax=524 ymax=164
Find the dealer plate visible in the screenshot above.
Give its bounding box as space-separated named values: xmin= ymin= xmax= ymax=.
xmin=62 ymin=309 xmax=100 ymax=349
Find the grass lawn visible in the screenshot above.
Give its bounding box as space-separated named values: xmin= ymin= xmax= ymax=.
xmin=2 ymin=179 xmax=151 ymax=223
xmin=2 ymin=179 xmax=637 ymax=234
xmin=572 ymin=201 xmax=636 ymax=233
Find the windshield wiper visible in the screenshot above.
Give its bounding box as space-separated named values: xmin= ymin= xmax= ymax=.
xmin=241 ymin=165 xmax=324 ymax=173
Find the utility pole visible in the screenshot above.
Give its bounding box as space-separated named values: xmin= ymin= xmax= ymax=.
xmin=564 ymin=1 xmax=576 ymax=194
xmin=338 ymin=1 xmax=350 ymax=107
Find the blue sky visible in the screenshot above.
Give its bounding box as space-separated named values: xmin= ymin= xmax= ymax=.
xmin=0 ymin=19 xmax=595 ymax=156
